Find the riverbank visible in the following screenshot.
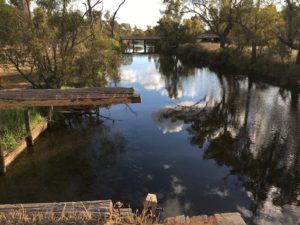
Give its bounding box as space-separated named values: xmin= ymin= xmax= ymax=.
xmin=3 ymin=120 xmax=48 ymax=170
xmin=177 ymin=43 xmax=300 ymax=90
xmin=0 ymin=108 xmax=46 ymax=153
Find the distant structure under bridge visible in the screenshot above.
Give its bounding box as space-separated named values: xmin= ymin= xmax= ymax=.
xmin=120 ymin=33 xmax=220 ymax=54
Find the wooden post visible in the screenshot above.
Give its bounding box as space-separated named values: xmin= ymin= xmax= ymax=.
xmin=0 ymin=144 xmax=6 ymax=174
xmin=24 ymin=109 xmax=33 ymax=147
xmin=48 ymin=106 xmax=54 ymax=128
xmin=144 ymin=40 xmax=146 ymax=53
xmin=132 ymin=39 xmax=135 ymax=53
xmin=143 ymin=193 xmax=157 ymax=216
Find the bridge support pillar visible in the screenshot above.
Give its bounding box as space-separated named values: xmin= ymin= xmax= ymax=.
xmin=132 ymin=40 xmax=135 ymax=53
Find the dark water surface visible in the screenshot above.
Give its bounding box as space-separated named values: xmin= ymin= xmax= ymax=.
xmin=0 ymin=55 xmax=299 ymax=224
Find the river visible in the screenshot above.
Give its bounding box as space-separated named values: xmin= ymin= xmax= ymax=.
xmin=0 ymin=55 xmax=299 ymax=224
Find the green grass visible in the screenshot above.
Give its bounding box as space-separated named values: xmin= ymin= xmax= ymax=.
xmin=0 ymin=108 xmax=46 ymax=151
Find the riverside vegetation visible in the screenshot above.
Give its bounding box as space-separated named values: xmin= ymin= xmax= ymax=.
xmin=151 ymin=0 xmax=300 ymax=88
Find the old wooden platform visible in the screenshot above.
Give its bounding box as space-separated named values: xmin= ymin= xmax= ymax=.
xmin=0 ymin=87 xmax=141 ymax=109
xmin=164 ymin=213 xmax=246 ymax=225
xmin=0 ymin=200 xmax=112 ymax=218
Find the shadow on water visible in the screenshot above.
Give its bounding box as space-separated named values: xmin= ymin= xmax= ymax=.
xmin=0 ymin=116 xmax=127 ymax=203
xmin=0 ymin=54 xmax=299 ymax=224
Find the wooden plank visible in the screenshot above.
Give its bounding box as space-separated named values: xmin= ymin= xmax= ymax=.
xmin=0 ymin=88 xmax=141 ymax=109
xmin=0 ymin=200 xmax=113 ymax=218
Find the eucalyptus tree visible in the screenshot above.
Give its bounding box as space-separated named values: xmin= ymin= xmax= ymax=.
xmin=157 ymin=0 xmax=185 ymax=52
xmin=109 ymin=0 xmax=127 ymax=38
xmin=0 ymin=0 xmax=123 ymax=88
xmin=183 ymin=0 xmax=245 ymax=47
xmin=232 ymin=0 xmax=284 ymax=62
xmin=279 ymin=0 xmax=300 ymax=64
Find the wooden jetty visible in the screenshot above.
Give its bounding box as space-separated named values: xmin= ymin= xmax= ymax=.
xmin=0 ymin=87 xmax=141 ymax=174
xmin=164 ymin=213 xmax=246 ymax=225
xmin=0 ymin=200 xmax=112 ymax=219
xmin=0 ymin=87 xmax=141 ymax=109
xmin=0 ymin=194 xmax=247 ymax=225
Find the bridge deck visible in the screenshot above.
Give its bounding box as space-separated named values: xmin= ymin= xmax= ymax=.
xmin=121 ymin=36 xmax=160 ymax=41
xmin=0 ymin=87 xmax=141 ymax=109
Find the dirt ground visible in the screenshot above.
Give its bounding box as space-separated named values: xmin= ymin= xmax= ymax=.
xmin=0 ymin=67 xmax=31 ymax=89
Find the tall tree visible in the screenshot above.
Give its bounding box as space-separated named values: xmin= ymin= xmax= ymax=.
xmin=157 ymin=0 xmax=185 ymax=52
xmin=109 ymin=0 xmax=127 ymax=38
xmin=183 ymin=0 xmax=244 ymax=47
xmin=279 ymin=0 xmax=300 ymax=64
xmin=0 ymin=0 xmax=121 ymax=88
xmin=232 ymin=1 xmax=283 ymax=62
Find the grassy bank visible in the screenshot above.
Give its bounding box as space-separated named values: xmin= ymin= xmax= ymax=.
xmin=0 ymin=108 xmax=46 ymax=152
xmin=177 ymin=43 xmax=300 ymax=89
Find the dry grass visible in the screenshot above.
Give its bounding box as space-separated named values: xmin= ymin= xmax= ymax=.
xmin=199 ymin=42 xmax=299 ymax=63
xmin=0 ymin=209 xmax=162 ymax=225
xmin=0 ymin=212 xmax=107 ymax=225
xmin=198 ymin=42 xmax=220 ymax=52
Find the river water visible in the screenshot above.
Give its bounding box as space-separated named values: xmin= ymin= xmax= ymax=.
xmin=0 ymin=55 xmax=299 ymax=224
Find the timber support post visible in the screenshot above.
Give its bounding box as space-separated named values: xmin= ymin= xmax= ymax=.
xmin=24 ymin=109 xmax=33 ymax=147
xmin=0 ymin=144 xmax=6 ymax=174
xmin=48 ymin=106 xmax=54 ymax=129
xmin=132 ymin=40 xmax=135 ymax=53
xmin=144 ymin=40 xmax=146 ymax=53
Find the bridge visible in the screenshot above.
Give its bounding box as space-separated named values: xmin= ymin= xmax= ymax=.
xmin=120 ymin=33 xmax=220 ymax=54
xmin=0 ymin=87 xmax=141 ymax=173
xmin=120 ymin=36 xmax=160 ymax=53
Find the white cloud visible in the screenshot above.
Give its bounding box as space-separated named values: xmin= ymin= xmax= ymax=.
xmin=206 ymin=187 xmax=230 ymax=198
xmin=151 ymin=108 xmax=185 ymax=134
xmin=102 ymin=0 xmax=165 ymax=29
xmin=171 ymin=176 xmax=186 ymax=195
xmin=163 ymin=164 xmax=171 ymax=170
xmin=122 ymin=67 xmax=165 ymax=91
xmin=247 ymin=187 xmax=300 ymax=225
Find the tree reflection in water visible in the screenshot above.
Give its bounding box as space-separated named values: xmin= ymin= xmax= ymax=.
xmin=154 ymin=72 xmax=300 ymax=222
xmin=0 ymin=115 xmax=127 ymax=203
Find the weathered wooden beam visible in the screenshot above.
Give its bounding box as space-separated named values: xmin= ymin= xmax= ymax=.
xmin=0 ymin=200 xmax=113 ymax=219
xmin=0 ymin=88 xmax=141 ymax=109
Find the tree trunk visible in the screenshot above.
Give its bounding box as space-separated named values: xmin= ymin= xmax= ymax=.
xmin=251 ymin=43 xmax=257 ymax=63
xmin=291 ymin=89 xmax=298 ymax=111
xmin=220 ymin=39 xmax=226 ymax=48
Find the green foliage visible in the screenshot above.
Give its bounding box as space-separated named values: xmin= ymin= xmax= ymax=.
xmin=156 ymin=16 xmax=183 ymax=53
xmin=182 ymin=16 xmax=204 ymax=42
xmin=0 ymin=0 xmax=124 ymax=89
xmin=177 ymin=43 xmax=300 ymax=87
xmin=0 ymin=108 xmax=45 ymax=151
